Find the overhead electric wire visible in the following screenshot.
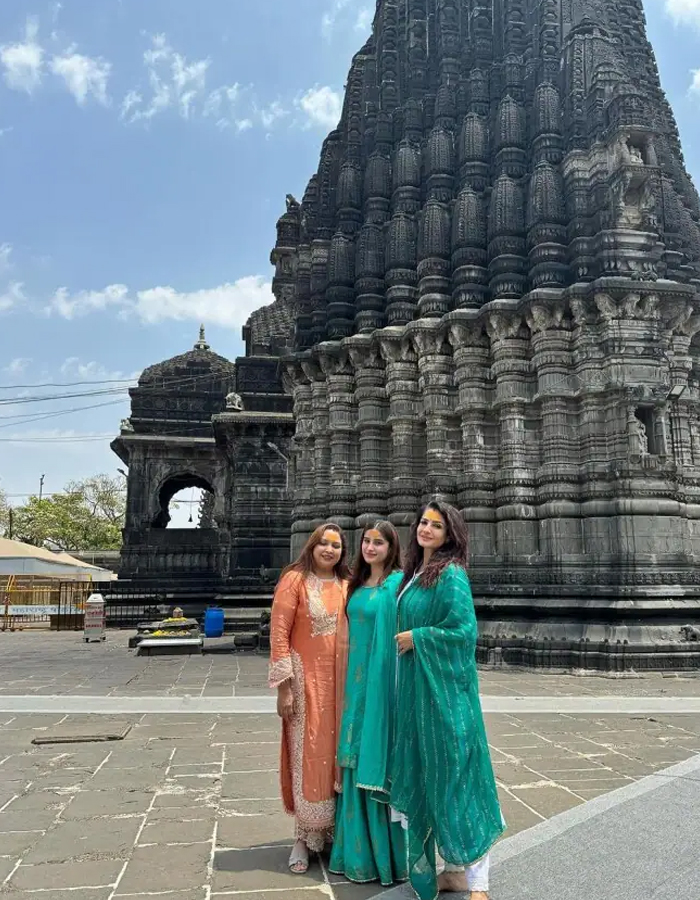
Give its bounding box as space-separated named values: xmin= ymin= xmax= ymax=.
xmin=0 ymin=376 xmax=137 ymax=390
xmin=0 ymin=364 xmax=235 ymax=408
xmin=0 ymin=364 xmax=238 ymax=430
xmin=0 ymin=398 xmax=128 ymax=428
xmin=0 ymin=386 xmax=134 ymax=405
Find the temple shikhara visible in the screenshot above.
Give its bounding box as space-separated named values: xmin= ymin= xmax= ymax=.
xmin=115 ymin=0 xmax=700 ymax=667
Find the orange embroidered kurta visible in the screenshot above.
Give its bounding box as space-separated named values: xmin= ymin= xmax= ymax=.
xmin=268 ymin=570 xmax=347 ymax=850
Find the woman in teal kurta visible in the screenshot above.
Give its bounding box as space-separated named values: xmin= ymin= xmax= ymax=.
xmin=392 ymin=500 xmax=505 ymax=900
xmin=330 ymin=521 xmax=408 ymax=886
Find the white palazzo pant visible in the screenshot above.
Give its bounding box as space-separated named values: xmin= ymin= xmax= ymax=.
xmin=391 ymin=809 xmax=490 ymax=892
xmin=439 ymin=854 xmax=490 ymax=891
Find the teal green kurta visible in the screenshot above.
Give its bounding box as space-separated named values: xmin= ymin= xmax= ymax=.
xmin=330 ymin=570 xmax=408 ymax=885
xmin=390 ymin=563 xmax=505 ymax=900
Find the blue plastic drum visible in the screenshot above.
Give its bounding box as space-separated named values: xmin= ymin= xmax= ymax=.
xmin=204 ymin=607 xmax=225 ymax=638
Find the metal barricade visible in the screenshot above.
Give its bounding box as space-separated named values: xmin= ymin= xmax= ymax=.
xmin=1 ymin=577 xmax=62 ymax=630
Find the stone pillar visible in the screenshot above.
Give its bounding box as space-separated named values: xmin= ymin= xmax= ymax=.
xmin=378 ymin=327 xmax=423 ymax=526
xmin=301 ymin=356 xmax=329 ymax=527
xmin=410 ymin=319 xmax=457 ymax=502
xmin=526 ymin=301 xmax=581 ymax=559
xmin=317 ymin=343 xmax=356 ymax=531
xmin=345 ymin=334 xmax=389 ymax=520
xmin=448 ymin=315 xmax=496 ymax=557
xmin=664 ymin=305 xmax=700 ymax=468
xmin=283 ymin=360 xmax=315 ymax=556
xmin=487 ymin=308 xmax=538 ymax=558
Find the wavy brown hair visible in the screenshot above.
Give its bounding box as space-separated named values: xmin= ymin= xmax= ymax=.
xmin=281 ymin=522 xmax=350 ymax=581
xmin=347 ymin=520 xmax=402 ymax=599
xmin=398 ymin=499 xmax=469 ymax=593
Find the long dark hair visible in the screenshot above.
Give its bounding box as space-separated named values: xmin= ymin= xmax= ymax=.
xmin=347 ymin=520 xmax=402 ymax=599
xmin=281 ymin=522 xmax=350 ymax=581
xmin=399 ymin=499 xmax=469 ymax=593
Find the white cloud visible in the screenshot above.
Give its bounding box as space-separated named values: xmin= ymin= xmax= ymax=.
xmin=0 ymin=244 xmax=12 ymax=273
xmin=322 ymin=0 xmax=371 ymax=38
xmin=356 ymin=7 xmax=373 ymax=31
xmin=50 ymin=49 xmax=111 ymax=105
xmin=48 ymin=283 xmax=128 ymax=319
xmin=690 ymin=68 xmax=700 ymax=96
xmin=45 ymin=276 xmax=274 ymax=329
xmin=203 ymin=83 xmax=251 ymax=131
xmin=134 ymin=277 xmax=274 ymax=327
xmin=0 ymin=17 xmax=44 ymax=93
xmin=665 ymin=0 xmax=700 ymax=26
xmin=322 ymin=0 xmax=353 ymax=39
xmin=256 ymin=100 xmax=288 ymax=131
xmin=0 ymin=282 xmax=26 ymax=313
xmin=0 ymin=16 xmax=112 ymax=107
xmin=0 ymin=127 xmax=13 ymax=139
xmin=59 ymin=358 xmax=138 ymax=382
xmin=296 ymin=85 xmax=342 ymax=129
xmin=3 ymin=357 xmax=31 ymax=376
xmin=123 ymin=33 xmax=210 ymax=123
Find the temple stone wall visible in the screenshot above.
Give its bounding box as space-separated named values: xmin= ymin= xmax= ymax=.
xmin=272 ymin=0 xmax=700 ymax=663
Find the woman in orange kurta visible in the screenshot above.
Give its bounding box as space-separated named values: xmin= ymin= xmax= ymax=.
xmin=269 ymin=523 xmax=349 ymax=874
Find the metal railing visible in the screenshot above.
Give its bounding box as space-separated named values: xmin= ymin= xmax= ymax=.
xmin=1 ymin=577 xmax=77 ymax=630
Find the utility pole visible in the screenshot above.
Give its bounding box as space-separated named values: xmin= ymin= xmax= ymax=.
xmin=8 ymin=508 xmax=13 ymax=539
xmin=38 ymin=474 xmax=45 ymax=501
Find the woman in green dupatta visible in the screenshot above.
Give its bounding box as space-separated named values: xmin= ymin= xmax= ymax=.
xmin=330 ymin=521 xmax=408 ymax=886
xmin=391 ymin=500 xmax=505 ymax=900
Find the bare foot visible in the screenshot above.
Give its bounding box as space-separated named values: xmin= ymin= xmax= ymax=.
xmin=469 ymin=893 xmax=489 ymax=900
xmin=437 ymin=870 xmax=469 ymax=892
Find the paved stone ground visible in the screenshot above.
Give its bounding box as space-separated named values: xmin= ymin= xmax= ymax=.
xmin=0 ymin=633 xmax=698 ymax=898
xmin=1 ymin=631 xmax=699 ymax=698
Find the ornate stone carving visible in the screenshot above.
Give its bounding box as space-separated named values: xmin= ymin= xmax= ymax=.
xmin=265 ymin=0 xmax=700 ymax=668
xmin=225 ymin=392 xmax=244 ymax=411
xmin=629 ymin=415 xmax=649 ymax=455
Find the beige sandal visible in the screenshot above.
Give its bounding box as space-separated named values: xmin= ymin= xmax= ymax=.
xmin=288 ymin=841 xmax=309 ymax=874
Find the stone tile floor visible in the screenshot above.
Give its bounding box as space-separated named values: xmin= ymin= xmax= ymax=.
xmin=0 ymin=633 xmax=698 ymax=898
xmin=1 ymin=631 xmax=699 ymax=698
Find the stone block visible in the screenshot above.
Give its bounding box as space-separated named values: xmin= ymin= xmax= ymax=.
xmin=9 ymin=859 xmax=124 ymax=891
xmin=22 ymin=817 xmax=142 ymax=865
xmin=116 ymin=843 xmax=212 ymax=893
xmin=212 ymin=846 xmax=325 ymax=892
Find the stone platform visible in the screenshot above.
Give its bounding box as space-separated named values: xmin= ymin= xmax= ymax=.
xmin=0 ymin=633 xmax=699 ymax=898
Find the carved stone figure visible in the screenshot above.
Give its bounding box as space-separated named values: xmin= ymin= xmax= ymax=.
xmin=628 ymin=144 xmax=644 ymax=165
xmin=225 ymin=392 xmax=244 ymax=411
xmin=691 ymin=422 xmax=700 ymax=464
xmin=629 ymin=416 xmax=648 ymax=455
xmin=680 ymin=625 xmax=700 ymax=642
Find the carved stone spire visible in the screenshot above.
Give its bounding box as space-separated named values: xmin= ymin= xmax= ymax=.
xmin=194 ymin=325 xmax=209 ymax=351
xmin=270 ymin=0 xmax=700 ymax=669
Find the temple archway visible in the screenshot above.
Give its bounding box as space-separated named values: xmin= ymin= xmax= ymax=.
xmin=152 ymin=473 xmax=215 ymax=529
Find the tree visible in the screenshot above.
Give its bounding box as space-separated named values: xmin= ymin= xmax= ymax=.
xmin=10 ymin=474 xmax=126 ymax=551
xmin=0 ymin=488 xmax=9 ymax=538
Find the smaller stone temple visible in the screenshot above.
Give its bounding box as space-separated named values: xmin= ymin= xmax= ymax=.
xmin=111 ymin=204 xmax=300 ymax=602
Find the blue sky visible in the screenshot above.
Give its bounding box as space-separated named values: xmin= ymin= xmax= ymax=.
xmin=0 ymin=0 xmax=699 ymax=522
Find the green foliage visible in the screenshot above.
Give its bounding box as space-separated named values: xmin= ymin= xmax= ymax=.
xmin=7 ymin=474 xmax=125 ymax=551
xmin=0 ymin=488 xmax=9 ymax=538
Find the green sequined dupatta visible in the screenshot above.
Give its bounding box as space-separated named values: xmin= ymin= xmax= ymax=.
xmin=336 ymin=570 xmax=402 ymax=798
xmin=390 ymin=564 xmax=505 ymax=900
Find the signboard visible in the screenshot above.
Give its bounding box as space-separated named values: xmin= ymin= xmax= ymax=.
xmin=6 ymin=605 xmax=83 ymax=616
xmin=83 ymin=594 xmax=106 ymax=642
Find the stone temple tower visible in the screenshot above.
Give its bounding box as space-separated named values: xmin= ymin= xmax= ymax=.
xmin=276 ymin=0 xmax=700 ymax=668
